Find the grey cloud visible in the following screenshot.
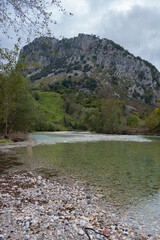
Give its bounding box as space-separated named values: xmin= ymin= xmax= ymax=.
xmin=93 ymin=5 xmax=160 ymax=69
xmin=51 ymin=3 xmax=160 ymax=70
xmin=2 ymin=0 xmax=160 ymax=71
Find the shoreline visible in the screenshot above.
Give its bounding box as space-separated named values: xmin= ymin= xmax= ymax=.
xmin=0 ymin=171 xmax=159 ymax=240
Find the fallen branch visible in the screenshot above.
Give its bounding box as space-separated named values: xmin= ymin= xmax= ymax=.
xmin=83 ymin=227 xmax=110 ymax=240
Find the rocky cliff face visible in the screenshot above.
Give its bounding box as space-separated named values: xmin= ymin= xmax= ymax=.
xmin=19 ymin=34 xmax=160 ymax=104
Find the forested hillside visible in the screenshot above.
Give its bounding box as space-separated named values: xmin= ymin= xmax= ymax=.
xmin=1 ymin=34 xmax=160 ymax=137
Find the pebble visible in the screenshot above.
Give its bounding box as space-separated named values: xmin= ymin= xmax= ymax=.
xmin=0 ymin=171 xmax=159 ymax=240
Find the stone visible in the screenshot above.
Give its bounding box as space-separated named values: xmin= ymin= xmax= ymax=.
xmin=0 ymin=171 xmax=156 ymax=240
xmin=0 ymin=235 xmax=4 ymax=240
xmin=24 ymin=235 xmax=30 ymax=240
xmin=78 ymin=229 xmax=84 ymax=235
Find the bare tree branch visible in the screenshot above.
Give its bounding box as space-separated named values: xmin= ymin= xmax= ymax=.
xmin=0 ymin=0 xmax=68 ymax=39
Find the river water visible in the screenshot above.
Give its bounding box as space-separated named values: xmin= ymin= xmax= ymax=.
xmin=0 ymin=131 xmax=160 ymax=235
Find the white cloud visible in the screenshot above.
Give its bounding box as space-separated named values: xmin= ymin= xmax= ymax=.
xmin=109 ymin=0 xmax=147 ymax=12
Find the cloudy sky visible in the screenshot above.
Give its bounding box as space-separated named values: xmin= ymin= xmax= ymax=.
xmin=2 ymin=0 xmax=160 ymax=70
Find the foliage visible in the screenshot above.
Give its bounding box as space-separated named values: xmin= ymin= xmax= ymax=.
xmin=107 ymin=40 xmax=125 ymax=51
xmin=0 ymin=67 xmax=52 ymax=135
xmin=48 ymin=76 xmax=98 ymax=94
xmin=138 ymin=71 xmax=145 ymax=80
xmin=30 ymin=57 xmax=68 ymax=81
xmin=35 ymin=119 xmax=56 ymax=132
xmin=145 ymin=99 xmax=160 ymax=131
xmin=127 ymin=114 xmax=140 ymax=128
xmin=13 ymin=90 xmax=39 ymax=132
xmin=33 ymin=90 xmax=65 ymax=130
xmin=145 ymin=114 xmax=159 ymax=130
xmin=101 ymin=99 xmax=127 ymax=133
xmin=83 ymin=64 xmax=92 ymax=72
xmin=80 ymin=108 xmax=102 ymax=132
xmin=144 ymin=89 xmax=153 ymax=104
xmin=0 ymin=139 xmax=12 ymax=143
xmin=0 ymin=70 xmax=25 ymax=135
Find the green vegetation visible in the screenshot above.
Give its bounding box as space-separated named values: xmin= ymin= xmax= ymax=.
xmin=0 ymin=69 xmax=26 ymax=135
xmin=0 ymin=139 xmax=12 ymax=143
xmin=1 ymin=38 xmax=160 ymax=136
xmin=30 ymin=77 xmax=148 ymax=134
xmin=1 ymin=66 xmax=159 ymax=136
xmin=145 ymin=99 xmax=160 ymax=133
xmin=36 ymin=91 xmax=64 ymax=122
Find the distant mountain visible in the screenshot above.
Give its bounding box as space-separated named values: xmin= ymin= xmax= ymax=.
xmin=19 ymin=33 xmax=160 ymax=104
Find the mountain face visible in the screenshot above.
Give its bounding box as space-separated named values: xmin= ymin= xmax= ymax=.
xmin=19 ymin=33 xmax=160 ymax=104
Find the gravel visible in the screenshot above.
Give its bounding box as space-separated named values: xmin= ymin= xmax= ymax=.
xmin=0 ymin=171 xmax=159 ymax=240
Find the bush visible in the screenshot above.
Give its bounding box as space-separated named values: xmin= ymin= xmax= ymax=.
xmin=35 ymin=120 xmax=56 ymax=131
xmin=33 ymin=92 xmax=40 ymax=101
xmin=144 ymin=90 xmax=153 ymax=104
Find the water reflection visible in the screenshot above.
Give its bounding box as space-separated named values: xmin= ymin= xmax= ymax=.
xmin=0 ymin=149 xmax=23 ymax=173
xmin=27 ymin=134 xmax=33 ymax=158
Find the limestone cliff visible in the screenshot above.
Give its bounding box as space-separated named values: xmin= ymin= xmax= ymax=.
xmin=19 ymin=34 xmax=160 ymax=104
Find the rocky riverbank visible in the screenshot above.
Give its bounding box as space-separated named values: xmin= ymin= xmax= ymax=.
xmin=0 ymin=171 xmax=159 ymax=240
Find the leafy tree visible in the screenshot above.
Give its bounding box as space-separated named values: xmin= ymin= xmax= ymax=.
xmin=13 ymin=90 xmax=38 ymax=132
xmin=0 ymin=70 xmax=25 ymax=135
xmin=144 ymin=89 xmax=153 ymax=104
xmin=145 ymin=99 xmax=160 ymax=131
xmin=81 ymin=108 xmax=101 ymax=132
xmin=127 ymin=114 xmax=140 ymax=128
xmin=101 ymin=99 xmax=127 ymax=133
xmin=154 ymin=99 xmax=160 ymax=116
xmin=145 ymin=114 xmax=159 ymax=131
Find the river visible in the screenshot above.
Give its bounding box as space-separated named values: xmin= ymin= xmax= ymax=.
xmin=0 ymin=131 xmax=160 ymax=235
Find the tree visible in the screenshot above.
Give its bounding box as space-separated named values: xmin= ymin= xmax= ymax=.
xmin=0 ymin=1 xmax=72 ymax=135
xmin=13 ymin=90 xmax=38 ymax=132
xmin=127 ymin=114 xmax=140 ymax=129
xmin=145 ymin=99 xmax=160 ymax=131
xmin=81 ymin=108 xmax=102 ymax=132
xmin=0 ymin=69 xmax=25 ymax=135
xmin=145 ymin=114 xmax=159 ymax=131
xmin=101 ymin=99 xmax=127 ymax=133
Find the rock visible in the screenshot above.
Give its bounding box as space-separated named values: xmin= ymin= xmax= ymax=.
xmin=31 ymin=219 xmax=39 ymax=226
xmin=78 ymin=229 xmax=84 ymax=235
xmin=25 ymin=221 xmax=30 ymax=228
xmin=0 ymin=171 xmax=157 ymax=240
xmin=79 ymin=219 xmax=87 ymax=227
xmin=37 ymin=176 xmax=42 ymax=180
xmin=24 ymin=235 xmax=30 ymax=240
xmin=0 ymin=235 xmax=4 ymax=240
xmin=19 ymin=34 xmax=160 ymax=105
xmin=57 ymin=230 xmax=62 ymax=235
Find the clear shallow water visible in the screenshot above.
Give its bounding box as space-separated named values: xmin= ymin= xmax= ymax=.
xmin=0 ymin=132 xmax=160 ymax=234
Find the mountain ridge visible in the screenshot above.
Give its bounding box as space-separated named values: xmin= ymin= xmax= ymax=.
xmin=19 ymin=33 xmax=160 ymax=105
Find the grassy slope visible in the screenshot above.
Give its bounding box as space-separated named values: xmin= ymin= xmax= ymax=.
xmin=34 ymin=90 xmax=66 ymax=128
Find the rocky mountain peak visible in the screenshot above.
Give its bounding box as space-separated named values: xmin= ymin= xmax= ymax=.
xmin=18 ymin=34 xmax=160 ymax=105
